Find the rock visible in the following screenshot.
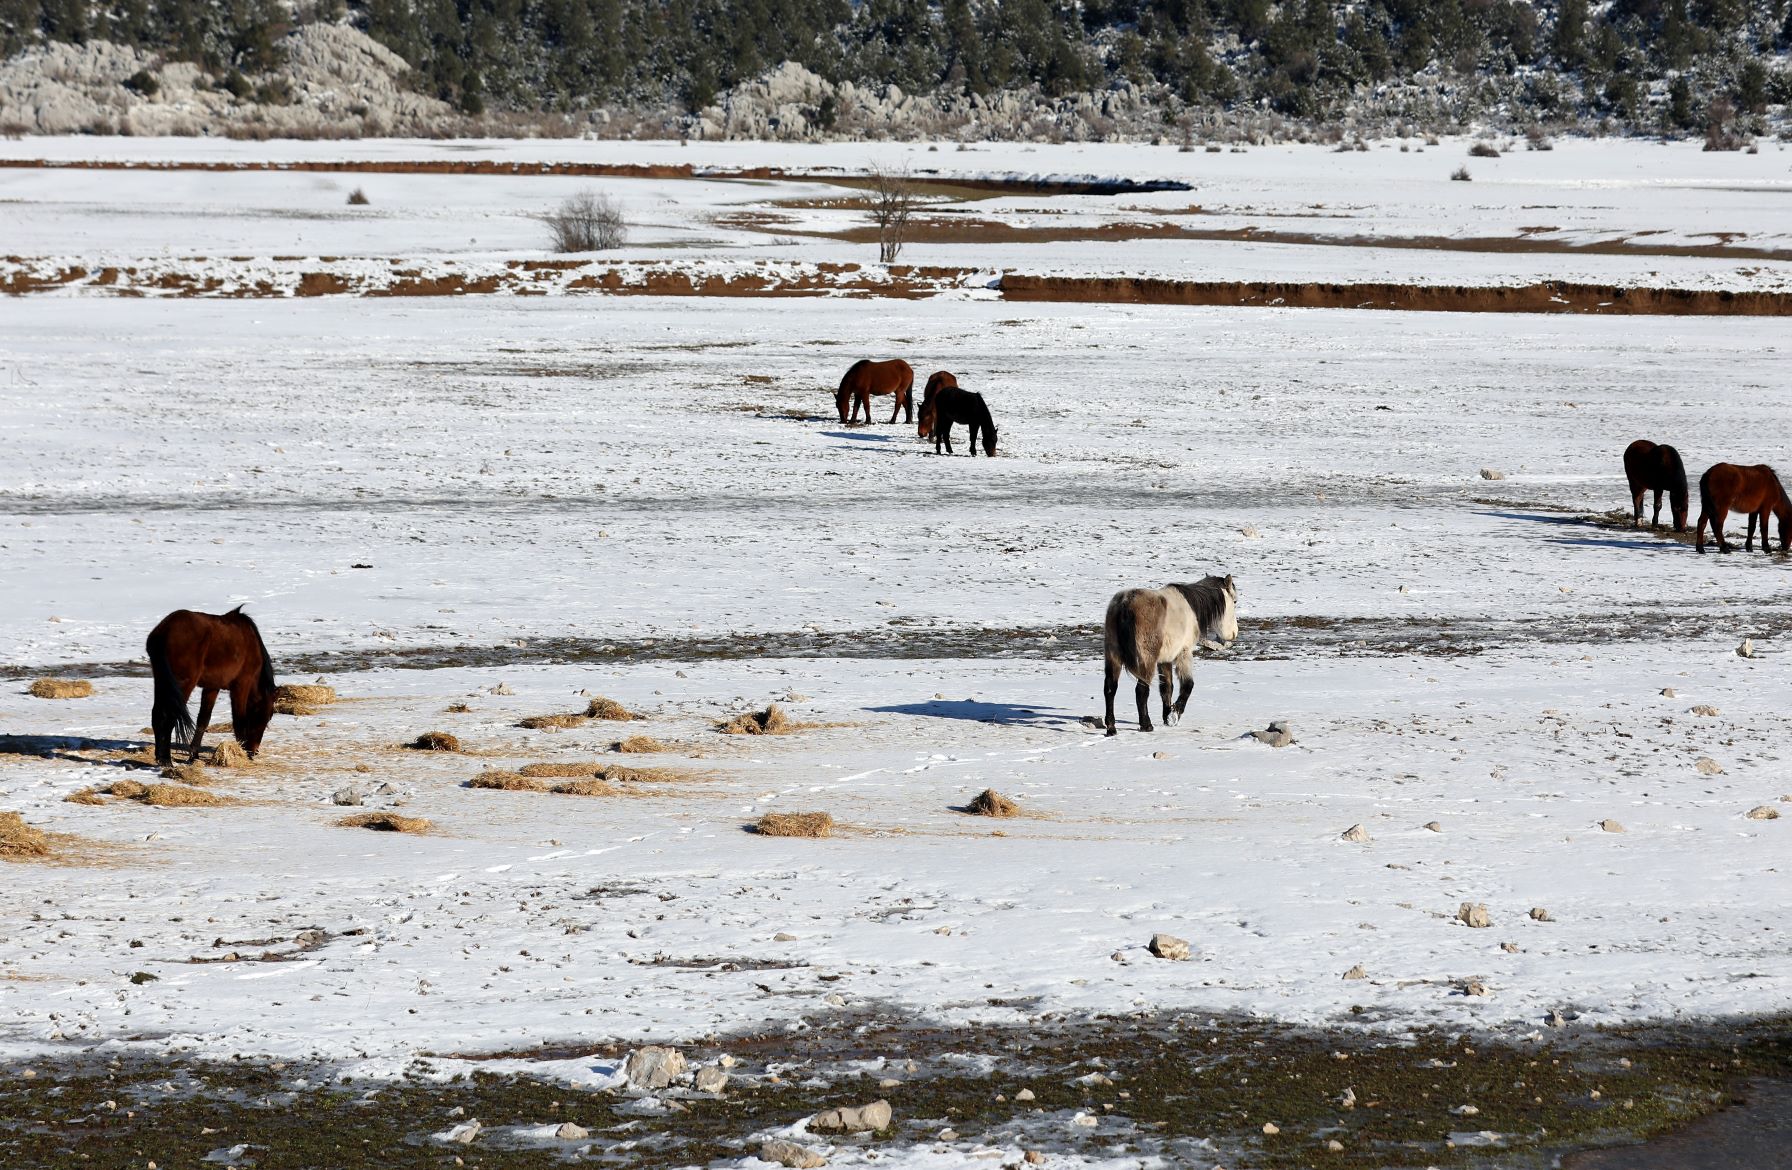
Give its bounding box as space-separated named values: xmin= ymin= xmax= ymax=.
xmin=1110 ymin=950 xmax=1129 ymax=963
xmin=1461 ymin=978 xmax=1489 ymax=997
xmin=810 ymin=1099 xmax=891 ymax=1133
xmin=1529 ymin=907 xmax=1553 ymax=922
xmin=554 ymin=1122 xmax=589 ymax=1139
xmin=1599 ymin=819 xmax=1626 ymax=833
xmin=1697 ymin=757 xmax=1724 ymax=776
xmin=1423 ymin=820 xmax=1443 ymax=832
xmin=937 ymin=1128 xmax=958 ymax=1140
xmin=1479 ymin=468 xmax=1505 ymax=480
xmin=1152 ymin=751 xmax=1169 ymax=760
xmin=1015 ymin=1088 xmax=1036 ymax=1101
xmin=1341 ymin=964 xmax=1367 ymax=980
xmin=491 ymin=682 xmax=515 ymax=695
xmin=694 ymin=1065 xmax=729 ymax=1093
xmin=622 ymin=1046 xmax=687 ymax=1090
xmin=760 ymin=1139 xmax=827 ymax=1168
xmin=1339 ymin=1086 xmax=1357 ymax=1108
xmin=1745 ymin=805 xmax=1781 ymax=821
xmin=1147 ymin=933 xmax=1190 ymax=960
xmin=1024 ymin=1152 xmax=1045 ymax=1165
xmin=1339 ymin=824 xmax=1371 ymax=843
xmin=1738 ymin=639 xmax=1755 ymax=658
xmin=443 ymin=1120 xmax=481 ymax=1144
xmin=1240 ymin=526 xmax=1261 ymax=539
xmin=1692 ymin=704 xmax=1720 ymax=716
xmin=1453 ymin=1104 xmax=1481 ymax=1116
xmin=1501 ymin=942 xmax=1521 ymax=953
xmin=1660 ymin=687 xmax=1677 ymax=697
xmin=773 ymin=932 xmax=798 ymax=942
xmin=1458 ymin=903 xmax=1492 ymax=928
xmin=331 ymin=787 xmax=364 ymax=807
xmin=1545 ymin=1009 xmax=1567 ymax=1027
xmin=1327 ymin=1138 xmax=1345 ymax=1151
xmin=1262 ymin=1121 xmax=1281 ymax=1135
xmin=1250 ymin=721 xmax=1294 ymax=747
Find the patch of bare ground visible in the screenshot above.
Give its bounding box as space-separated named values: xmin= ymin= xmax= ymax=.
xmin=717 ymin=212 xmax=1189 ymax=245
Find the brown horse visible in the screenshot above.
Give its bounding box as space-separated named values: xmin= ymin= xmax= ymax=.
xmin=1696 ymin=463 xmax=1792 ymax=554
xmin=1623 ymin=439 xmax=1688 ymax=531
xmin=836 ymin=359 xmax=914 ymax=425
xmin=147 ymin=606 xmax=277 ymax=766
xmin=916 ymin=370 xmax=958 ymax=439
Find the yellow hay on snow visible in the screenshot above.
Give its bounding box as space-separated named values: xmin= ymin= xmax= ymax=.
xmin=0 ymin=811 xmax=51 ymax=856
xmin=141 ymin=784 xmax=232 ymax=808
xmin=966 ymin=788 xmax=1021 ymax=817
xmin=755 ymin=811 xmax=834 ymax=838
xmin=209 ymin=741 xmax=252 ymax=769
xmin=518 ymin=713 xmax=587 ymax=730
xmin=467 ymin=771 xmax=549 ymax=792
xmin=409 ymin=731 xmax=461 ymax=752
xmin=274 ymin=699 xmax=320 ymax=716
xmin=160 ymin=763 xmax=215 ymax=785
xmin=28 ymin=679 xmax=92 ymax=699
xmin=585 ymin=696 xmax=637 ymax=721
xmin=613 ymin=735 xmax=668 ymax=754
xmin=103 ymin=780 xmax=150 ymax=799
xmin=518 ymin=762 xmax=604 ymax=778
xmin=551 ymin=778 xmax=619 ymax=797
xmin=63 ymin=789 xmax=107 ymax=806
xmin=274 ymin=684 xmax=337 ymax=706
xmin=338 ymin=812 xmax=432 ymax=833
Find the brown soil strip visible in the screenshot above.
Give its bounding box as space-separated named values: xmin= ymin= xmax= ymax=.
xmin=718 ymin=213 xmax=1188 ymax=245
xmin=1001 ymin=274 xmax=1792 ymax=316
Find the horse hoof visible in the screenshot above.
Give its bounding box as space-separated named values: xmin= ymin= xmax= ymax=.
xmin=1104 ymin=728 xmax=1117 ymax=738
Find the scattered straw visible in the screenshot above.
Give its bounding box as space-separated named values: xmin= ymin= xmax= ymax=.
xmin=338 ymin=812 xmax=431 ymax=833
xmin=409 ymin=732 xmax=461 ymax=752
xmin=160 ymin=764 xmax=214 ymax=785
xmin=103 ymin=780 xmax=150 ymax=799
xmin=754 ymin=811 xmax=834 ymax=838
xmin=141 ymin=784 xmax=232 ymax=808
xmin=445 ymin=703 xmax=472 ymax=714
xmin=274 ymin=684 xmax=336 ymax=706
xmin=519 ymin=761 xmax=604 ymax=778
xmin=28 ymin=679 xmax=92 ymax=700
xmin=966 ymin=788 xmax=1021 ymax=817
xmin=519 ymin=713 xmax=587 ymax=730
xmin=467 ymin=771 xmax=548 ymax=792
xmin=719 ymin=703 xmax=793 ymax=735
xmin=585 ymin=696 xmax=637 ymax=721
xmin=63 ymin=789 xmax=107 ymax=806
xmin=551 ymin=778 xmax=619 ymax=797
xmin=274 ymin=700 xmax=320 ymax=716
xmin=0 ymin=812 xmax=51 ymax=857
xmin=598 ymin=764 xmax=682 ymax=783
xmin=209 ymin=741 xmax=252 ymax=769
xmin=613 ymin=736 xmax=668 ymax=754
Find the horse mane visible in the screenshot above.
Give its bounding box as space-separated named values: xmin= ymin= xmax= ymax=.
xmin=225 ymin=606 xmax=277 ymax=697
xmin=838 ymin=359 xmax=870 ymax=391
xmin=1168 ymin=576 xmax=1230 ymax=639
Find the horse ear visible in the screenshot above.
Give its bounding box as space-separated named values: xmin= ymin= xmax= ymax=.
xmin=1224 ymin=574 xmax=1234 ymax=590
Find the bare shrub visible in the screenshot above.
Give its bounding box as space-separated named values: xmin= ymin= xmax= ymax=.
xmin=346 ymin=187 xmax=370 ymax=205
xmin=1451 ymin=166 xmax=1472 ymax=181
xmin=409 ymin=731 xmax=461 ymax=751
xmin=544 ymin=190 xmax=627 ymax=252
xmin=867 ymin=165 xmax=917 ymax=264
xmin=1704 ymin=99 xmax=1746 ymax=151
xmin=1468 ymin=141 xmax=1500 ymax=157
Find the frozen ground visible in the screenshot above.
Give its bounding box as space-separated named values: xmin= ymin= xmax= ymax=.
xmin=4 ymin=135 xmax=1791 ymax=291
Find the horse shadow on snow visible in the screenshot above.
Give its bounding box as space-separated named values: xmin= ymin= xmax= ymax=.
xmin=868 ymin=699 xmax=1076 ymax=726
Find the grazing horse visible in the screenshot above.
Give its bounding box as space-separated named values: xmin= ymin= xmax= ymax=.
xmin=1103 ymin=575 xmax=1239 ymax=736
xmin=926 ymin=386 xmax=998 ymax=456
xmin=916 ymin=370 xmax=959 ymax=439
xmin=1696 ymin=462 xmax=1792 ymax=555
xmin=1623 ymin=439 xmax=1688 ymax=531
xmin=836 ymin=358 xmax=914 ymax=425
xmin=147 ymin=606 xmax=277 ymax=766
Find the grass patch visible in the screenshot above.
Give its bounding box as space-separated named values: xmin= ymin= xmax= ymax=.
xmin=613 ymin=735 xmax=668 ymax=754
xmin=551 ymin=778 xmax=619 ymax=797
xmin=141 ymin=784 xmax=233 ymax=808
xmin=965 ymin=788 xmax=1020 ymax=817
xmin=518 ymin=713 xmax=586 ymax=730
xmin=466 ymin=771 xmax=548 ymax=792
xmin=719 ymin=703 xmax=804 ymax=735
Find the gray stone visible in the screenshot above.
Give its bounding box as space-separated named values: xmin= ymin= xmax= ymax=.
xmin=1339 ymin=824 xmax=1371 ymax=843
xmin=694 ymin=1065 xmax=729 ymax=1093
xmin=1147 ymin=933 xmax=1190 ymax=960
xmin=330 ymin=787 xmax=363 ymax=806
xmin=1457 ymin=902 xmax=1492 ymax=929
xmin=810 ymin=1098 xmax=892 ymax=1133
xmin=554 ymin=1122 xmax=589 ymax=1140
xmin=1250 ymin=721 xmax=1294 ymax=747
xmin=760 ymin=1138 xmax=826 ymax=1168
xmin=1529 ymin=907 xmax=1553 ymax=922
xmin=623 ymin=1046 xmax=687 ymax=1090
xmin=1479 ymin=468 xmax=1506 ymax=480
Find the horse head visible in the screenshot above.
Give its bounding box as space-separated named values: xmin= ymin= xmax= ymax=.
xmin=1214 ymin=575 xmax=1240 ymax=644
xmin=981 ymin=420 xmax=998 ymax=456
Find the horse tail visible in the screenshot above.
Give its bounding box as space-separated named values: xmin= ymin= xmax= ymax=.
xmin=147 ymin=620 xmax=196 ymax=746
xmin=1696 ymin=466 xmax=1714 ymax=549
xmin=1104 ymin=591 xmax=1159 ymax=681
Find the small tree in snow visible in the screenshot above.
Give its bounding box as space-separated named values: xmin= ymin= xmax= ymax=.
xmin=545 ymin=190 xmax=627 ymax=252
xmin=867 ymin=165 xmax=917 ymax=264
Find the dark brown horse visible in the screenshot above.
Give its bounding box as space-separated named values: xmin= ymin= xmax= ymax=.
xmin=926 ymin=386 xmax=998 ymax=456
xmin=836 ymin=359 xmax=914 ymax=425
xmin=1623 ymin=439 xmax=1688 ymax=531
xmin=916 ymin=370 xmax=958 ymax=439
xmin=147 ymin=607 xmax=277 ymax=766
xmin=1696 ymin=463 xmax=1792 ymax=554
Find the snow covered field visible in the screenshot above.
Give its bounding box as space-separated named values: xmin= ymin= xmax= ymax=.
xmin=0 ymin=140 xmax=1789 ymax=1166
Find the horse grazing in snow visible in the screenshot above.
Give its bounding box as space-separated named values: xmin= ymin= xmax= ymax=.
xmin=1696 ymin=462 xmax=1792 ymax=555
xmin=1102 ymin=576 xmax=1238 ymax=736
xmin=836 ymin=358 xmax=914 ymax=425
xmin=147 ymin=606 xmax=277 ymax=766
xmin=1623 ymin=439 xmax=1688 ymax=532
xmin=926 ymin=386 xmax=998 ymax=456
xmin=915 ymin=370 xmax=959 ymax=439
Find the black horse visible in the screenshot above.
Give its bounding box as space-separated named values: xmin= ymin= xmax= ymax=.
xmin=928 ymin=386 xmax=998 ymax=457
xmin=1623 ymin=439 xmax=1688 ymax=531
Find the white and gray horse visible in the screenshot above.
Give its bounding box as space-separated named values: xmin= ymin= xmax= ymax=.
xmin=1102 ymin=575 xmax=1238 ymax=736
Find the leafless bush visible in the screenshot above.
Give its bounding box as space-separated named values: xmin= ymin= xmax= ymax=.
xmin=1468 ymin=140 xmax=1500 ymax=157
xmin=867 ymin=165 xmax=916 ymax=264
xmin=1524 ymin=126 xmax=1554 ymax=151
xmin=346 ymin=187 xmax=370 ymax=205
xmin=544 ymin=189 xmax=627 ymax=252
xmin=1704 ymin=99 xmax=1746 ymax=152
xmin=1451 ymin=165 xmax=1472 ymax=181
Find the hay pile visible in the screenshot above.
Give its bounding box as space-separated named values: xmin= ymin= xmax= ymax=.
xmin=63 ymin=789 xmax=107 ymax=806
xmin=141 ymin=784 xmax=231 ymax=808
xmin=160 ymin=763 xmax=214 ymax=784
xmin=103 ymin=780 xmax=150 ymax=799
xmin=518 ymin=696 xmax=640 ymax=730
xmin=551 ymin=778 xmax=619 ymax=797
xmin=29 ymin=678 xmax=92 ymax=699
xmin=755 ymin=811 xmax=834 ymax=838
xmin=598 ymin=764 xmax=680 ymax=783
xmin=0 ymin=811 xmax=51 ymax=857
xmin=585 ymin=696 xmax=637 ymax=720
xmin=408 ymin=732 xmax=461 ymax=752
xmin=274 ymin=683 xmax=336 ymax=717
xmin=613 ymin=736 xmax=668 ymax=754
xmin=338 ymin=812 xmax=431 ymax=833
xmin=519 ymin=762 xmax=604 ymax=778
xmin=719 ymin=704 xmax=793 ymax=735
xmin=210 ymin=741 xmax=252 ymax=769
xmin=467 ymin=771 xmax=548 ymax=792
xmin=966 ymin=788 xmax=1021 ymax=817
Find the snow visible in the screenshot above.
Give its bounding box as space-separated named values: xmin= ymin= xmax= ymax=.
xmin=0 ymin=141 xmax=1789 ymax=1135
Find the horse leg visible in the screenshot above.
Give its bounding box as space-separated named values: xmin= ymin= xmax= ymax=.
xmin=968 ymin=423 xmax=980 ymax=457
xmin=1631 ymin=486 xmax=1645 ymax=528
xmin=888 ymin=391 xmax=901 ymax=425
xmin=1135 ymin=678 xmax=1153 ymax=732
xmin=188 ymin=688 xmax=218 ymax=763
xmin=1103 ymin=659 xmax=1120 ymax=738
xmin=1746 ymin=511 xmax=1758 ymax=552
xmin=152 ymin=705 xmax=173 ymax=768
xmin=1650 ymin=489 xmax=1664 ymax=529
xmin=1157 ymin=663 xmax=1174 ymax=726
xmin=1171 ymin=652 xmax=1196 ymax=719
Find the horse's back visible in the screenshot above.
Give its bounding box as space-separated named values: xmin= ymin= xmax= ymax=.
xmin=846 ymin=358 xmax=912 ymax=394
xmin=1623 ymin=439 xmax=1656 ymax=487
xmin=148 ymin=608 xmax=266 ymax=684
